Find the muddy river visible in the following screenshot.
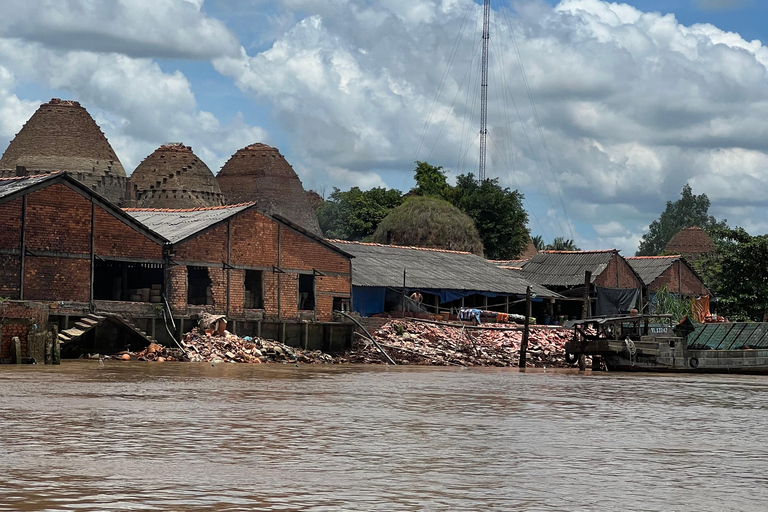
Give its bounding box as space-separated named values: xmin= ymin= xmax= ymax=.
xmin=1 ymin=362 xmax=767 ymax=511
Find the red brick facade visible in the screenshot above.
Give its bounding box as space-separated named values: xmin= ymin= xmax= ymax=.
xmin=94 ymin=208 xmax=163 ymax=260
xmin=168 ymin=207 xmax=351 ymax=321
xmin=595 ymin=253 xmax=641 ymax=289
xmin=0 ymin=301 xmax=49 ymax=358
xmin=649 ymin=260 xmax=709 ymax=296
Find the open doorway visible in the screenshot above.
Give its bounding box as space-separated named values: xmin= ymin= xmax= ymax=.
xmin=188 ymin=266 xmax=212 ymax=305
xmin=298 ymin=274 xmax=315 ymax=311
xmin=244 ymin=270 xmax=264 ymax=309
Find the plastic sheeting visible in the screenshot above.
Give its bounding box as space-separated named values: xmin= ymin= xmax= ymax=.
xmin=352 ymin=287 xmax=386 ymax=317
xmin=595 ymin=286 xmax=639 ymax=316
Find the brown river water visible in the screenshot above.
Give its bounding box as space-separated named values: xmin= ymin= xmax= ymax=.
xmin=1 ymin=362 xmax=768 ymax=511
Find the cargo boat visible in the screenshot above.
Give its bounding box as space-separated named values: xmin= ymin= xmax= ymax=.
xmin=565 ymin=314 xmax=768 ymax=373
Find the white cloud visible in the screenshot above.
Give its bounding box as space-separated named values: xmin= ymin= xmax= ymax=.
xmin=214 ymin=0 xmax=768 ymax=252
xmin=0 ymin=0 xmax=240 ymax=59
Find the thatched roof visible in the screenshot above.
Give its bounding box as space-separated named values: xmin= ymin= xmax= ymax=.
xmin=665 ymin=227 xmax=715 ymax=260
xmin=372 ymin=196 xmax=484 ymax=255
xmin=0 ymin=98 xmax=127 ymax=203
xmin=129 ymin=143 xmax=223 ymax=208
xmin=216 ymin=143 xmax=322 ymax=236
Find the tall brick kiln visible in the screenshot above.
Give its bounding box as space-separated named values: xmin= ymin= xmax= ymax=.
xmin=127 ymin=143 xmax=224 ymax=208
xmin=216 ymin=143 xmax=322 ymax=236
xmin=0 ymin=98 xmax=127 ymax=204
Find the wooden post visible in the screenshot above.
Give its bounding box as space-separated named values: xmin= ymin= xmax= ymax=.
xmin=44 ymin=331 xmax=53 ymax=365
xmin=581 ymin=271 xmax=592 ymax=319
xmin=11 ymin=336 xmax=21 ymax=364
xmin=52 ymin=326 xmax=60 ymax=365
xmin=402 ymin=269 xmax=406 ymax=318
xmin=257 ymin=320 xmax=262 ymax=338
xmin=519 ymin=286 xmax=532 ymax=370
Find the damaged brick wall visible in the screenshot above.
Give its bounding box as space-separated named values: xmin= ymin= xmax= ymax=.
xmin=167 ymin=266 xmax=187 ymax=314
xmin=0 ymin=301 xmax=48 ymax=358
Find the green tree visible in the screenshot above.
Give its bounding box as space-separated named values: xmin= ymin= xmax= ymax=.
xmin=445 ymin=173 xmax=530 ymax=260
xmin=545 ymin=237 xmax=580 ymax=251
xmin=413 ymin=161 xmax=449 ymax=197
xmin=637 ymin=184 xmax=726 ymax=256
xmin=531 ymin=235 xmax=545 ymax=251
xmin=700 ymin=226 xmax=768 ymax=321
xmin=316 ymin=186 xmax=403 ymax=240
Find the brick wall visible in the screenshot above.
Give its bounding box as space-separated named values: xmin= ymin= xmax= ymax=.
xmin=25 ymin=257 xmax=90 ymax=301
xmin=208 ymin=267 xmax=227 ymax=312
xmin=280 ymin=273 xmax=299 ymax=319
xmin=26 ymin=184 xmax=91 ymax=253
xmin=0 ymin=198 xmax=22 ymax=249
xmin=279 ymin=227 xmax=349 ymax=273
xmin=174 ymin=223 xmax=228 ymax=263
xmin=229 ymin=269 xmax=244 ymax=315
xmin=230 ymin=210 xmax=279 ymax=266
xmin=316 ymin=274 xmax=352 ymax=321
xmin=595 ymin=253 xmax=640 ymax=289
xmin=0 ymin=256 xmax=20 ymax=299
xmin=94 ymin=208 xmax=162 ymax=259
xmin=0 ymin=301 xmax=48 ymax=358
xmin=167 ymin=265 xmax=187 ymax=314
xmin=263 ymin=272 xmax=279 ymax=317
xmin=650 ymin=261 xmax=709 ymax=296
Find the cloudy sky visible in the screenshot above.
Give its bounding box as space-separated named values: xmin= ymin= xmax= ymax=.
xmin=0 ymin=0 xmax=766 ymax=253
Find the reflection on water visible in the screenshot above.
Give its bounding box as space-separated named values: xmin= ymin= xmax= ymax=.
xmin=1 ymin=362 xmax=768 ymax=511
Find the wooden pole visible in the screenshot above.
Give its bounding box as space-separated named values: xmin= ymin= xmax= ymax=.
xmin=579 ymin=271 xmax=591 ymax=371
xmin=52 ymin=326 xmax=60 ymax=365
xmin=402 ymin=269 xmax=406 ymax=318
xmin=11 ymin=336 xmax=21 ymax=364
xmin=518 ymin=285 xmax=531 ymax=370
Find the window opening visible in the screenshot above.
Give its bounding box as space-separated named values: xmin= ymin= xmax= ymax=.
xmin=244 ymin=270 xmax=264 ymax=309
xmin=93 ymin=260 xmax=163 ymax=302
xmin=188 ymin=266 xmax=212 ymax=305
xmin=332 ymin=297 xmax=349 ymax=312
xmin=298 ymin=274 xmax=315 ymax=311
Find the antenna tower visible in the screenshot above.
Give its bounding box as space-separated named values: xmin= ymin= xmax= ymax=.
xmin=478 ymin=0 xmax=490 ymax=181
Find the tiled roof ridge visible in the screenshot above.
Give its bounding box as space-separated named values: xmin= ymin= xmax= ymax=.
xmin=626 ymin=255 xmax=681 ymax=260
xmin=539 ymin=249 xmax=618 ymax=254
xmin=329 ymin=239 xmax=473 ymax=255
xmin=123 ymin=202 xmax=254 ymax=213
xmin=0 ymin=172 xmax=60 ymax=181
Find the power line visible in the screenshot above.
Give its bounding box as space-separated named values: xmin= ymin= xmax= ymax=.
xmin=478 ymin=0 xmax=491 ymax=181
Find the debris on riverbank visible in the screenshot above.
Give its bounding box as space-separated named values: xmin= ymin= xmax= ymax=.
xmin=346 ymin=319 xmax=578 ymax=368
xmin=180 ymin=328 xmax=334 ymax=364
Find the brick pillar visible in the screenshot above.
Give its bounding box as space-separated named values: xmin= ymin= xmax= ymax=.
xmin=168 ymin=265 xmax=187 ymax=315
xmin=263 ymin=272 xmax=279 ymax=318
xmin=229 ymin=269 xmax=245 ymax=316
xmin=208 ymin=267 xmax=227 ymax=314
xmin=280 ymin=273 xmax=299 ymax=320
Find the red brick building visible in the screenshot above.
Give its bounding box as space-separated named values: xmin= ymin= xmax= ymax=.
xmin=0 ymin=173 xmax=352 ymax=358
xmin=627 ymin=255 xmax=709 ymax=297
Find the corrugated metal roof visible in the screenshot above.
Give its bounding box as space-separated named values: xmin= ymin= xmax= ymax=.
xmin=332 ymin=240 xmax=560 ymax=298
xmin=125 ymin=203 xmax=254 ymax=243
xmin=626 ymin=256 xmax=680 ymax=286
xmin=0 ymin=173 xmax=57 ymax=200
xmin=519 ymin=250 xmax=617 ymax=287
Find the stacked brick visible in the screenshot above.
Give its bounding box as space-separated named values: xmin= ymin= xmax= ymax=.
xmin=0 ymin=99 xmax=127 ymax=204
xmin=129 ymin=143 xmax=224 ymax=209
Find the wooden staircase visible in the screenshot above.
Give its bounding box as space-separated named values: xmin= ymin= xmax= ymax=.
xmin=58 ymin=313 xmax=157 ymax=346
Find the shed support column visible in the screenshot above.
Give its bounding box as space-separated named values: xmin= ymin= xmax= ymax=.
xmin=277 ymin=226 xmax=282 ymax=319
xmin=226 ymin=219 xmax=231 ymax=317
xmin=90 ymin=201 xmax=95 ymax=308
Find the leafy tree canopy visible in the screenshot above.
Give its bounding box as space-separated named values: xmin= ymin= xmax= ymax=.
xmin=316 ymin=186 xmax=403 ymax=241
xmin=545 ymin=237 xmax=580 ymax=251
xmin=443 ymin=173 xmax=529 ymax=260
xmin=700 ymin=226 xmax=768 ymax=321
xmin=413 ymin=161 xmax=449 ymax=197
xmin=636 ymin=184 xmax=726 ymax=256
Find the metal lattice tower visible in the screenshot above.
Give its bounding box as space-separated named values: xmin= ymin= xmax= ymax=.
xmin=478 ymin=0 xmax=490 ymax=181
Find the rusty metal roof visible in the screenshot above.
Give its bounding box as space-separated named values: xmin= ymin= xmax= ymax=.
xmin=332 ymin=240 xmax=561 ymax=298
xmin=519 ymin=250 xmax=618 ymax=288
xmin=0 ymin=173 xmax=59 ymax=199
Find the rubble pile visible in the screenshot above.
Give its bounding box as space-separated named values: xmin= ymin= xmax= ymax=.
xmin=348 ymin=320 xmax=578 ymax=367
xmin=135 ymin=343 xmax=180 ymax=362
xmin=181 ymin=328 xmax=335 ymax=364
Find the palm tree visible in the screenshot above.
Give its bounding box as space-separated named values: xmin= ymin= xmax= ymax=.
xmin=531 ymin=235 xmax=545 ymax=251
xmin=546 ymin=237 xmax=580 ymax=251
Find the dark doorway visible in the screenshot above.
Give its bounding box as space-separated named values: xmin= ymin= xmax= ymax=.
xmin=244 ymin=270 xmax=264 ymax=309
xmin=188 ymin=266 xmax=212 ymax=305
xmin=298 ymin=274 xmax=315 ymax=311
xmin=93 ymin=260 xmax=163 ymax=301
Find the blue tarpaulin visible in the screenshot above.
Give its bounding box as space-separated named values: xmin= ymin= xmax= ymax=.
xmin=352 ymin=287 xmax=386 ymax=316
